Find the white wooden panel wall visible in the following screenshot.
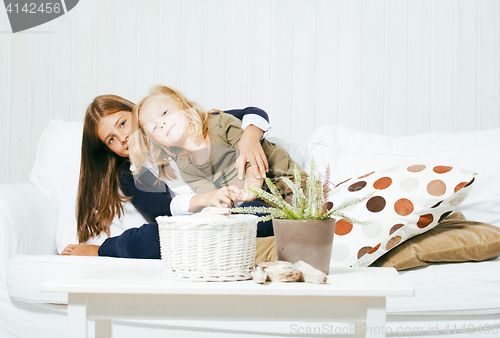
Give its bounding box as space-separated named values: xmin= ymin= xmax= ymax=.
xmin=1 ymin=0 xmax=499 ymax=184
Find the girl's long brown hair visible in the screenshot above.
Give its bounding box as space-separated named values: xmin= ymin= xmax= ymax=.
xmin=77 ymin=95 xmax=135 ymax=243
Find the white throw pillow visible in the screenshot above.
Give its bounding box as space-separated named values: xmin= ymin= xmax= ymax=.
xmin=267 ymin=136 xmax=305 ymax=169
xmin=328 ymin=164 xmax=476 ymax=268
xmin=306 ymin=125 xmax=500 ymax=227
xmin=30 ymin=119 xmax=148 ymax=253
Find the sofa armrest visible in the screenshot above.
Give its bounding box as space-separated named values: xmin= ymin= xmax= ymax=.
xmin=0 ymin=182 xmax=58 ymax=262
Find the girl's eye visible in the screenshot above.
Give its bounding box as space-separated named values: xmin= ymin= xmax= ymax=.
xmin=120 ymin=120 xmax=126 ymax=127
xmin=108 ymin=136 xmax=115 ymax=144
xmin=162 ymin=110 xmax=168 ymax=116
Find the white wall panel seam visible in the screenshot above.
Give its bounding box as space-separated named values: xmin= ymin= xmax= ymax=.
xmin=68 ymin=12 xmax=74 ymax=120
xmin=382 ymin=0 xmax=386 ymax=135
xmin=428 ymin=0 xmax=432 ymax=131
xmin=360 ymin=0 xmax=364 ymax=132
xmin=313 ymin=0 xmax=318 ymax=134
xmin=135 ymin=0 xmax=141 ymax=99
xmin=291 ymin=0 xmax=296 ymax=142
xmin=405 ymin=0 xmax=409 ymax=136
xmin=475 ymin=0 xmax=478 ymax=130
xmin=28 ymin=33 xmax=32 ymax=164
xmin=201 ymin=0 xmax=207 ymax=102
xmin=224 ymin=0 xmax=228 ymax=108
xmin=5 ymin=34 xmax=11 ymax=182
xmin=452 ymin=0 xmax=457 ymax=132
xmin=179 ymin=1 xmax=185 ymax=91
xmin=158 ymin=0 xmax=164 ymax=85
xmin=202 ymin=0 xmax=207 ymax=105
xmin=92 ymin=2 xmax=96 ymax=100
xmin=474 ymin=0 xmax=478 ymax=130
xmin=113 ymin=0 xmax=118 ymax=94
xmin=49 ymin=22 xmax=53 ymax=121
xmin=382 ymin=0 xmax=387 ymax=135
xmin=269 ymin=0 xmax=274 ymax=113
xmin=246 ymin=1 xmax=250 ymax=105
xmin=67 ymin=13 xmax=74 ymax=120
xmin=428 ymin=1 xmax=432 ymax=131
xmin=336 ymin=0 xmax=340 ymax=127
xmin=71 ymin=9 xmax=77 ymax=120
xmin=269 ymin=0 xmax=274 ymax=117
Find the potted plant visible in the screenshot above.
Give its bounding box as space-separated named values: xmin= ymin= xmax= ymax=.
xmin=232 ymin=161 xmax=372 ymax=274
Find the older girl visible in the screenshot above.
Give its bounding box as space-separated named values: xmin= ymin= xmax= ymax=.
xmin=62 ymin=94 xmax=271 ymax=258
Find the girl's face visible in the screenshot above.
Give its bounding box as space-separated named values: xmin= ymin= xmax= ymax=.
xmin=97 ymin=110 xmax=132 ymax=157
xmin=139 ymin=97 xmax=188 ymax=148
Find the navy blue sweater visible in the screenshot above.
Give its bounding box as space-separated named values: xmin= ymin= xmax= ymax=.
xmin=98 ymin=107 xmax=271 ymax=258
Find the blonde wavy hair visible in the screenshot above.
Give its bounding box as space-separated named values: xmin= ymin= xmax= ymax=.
xmin=129 ymin=85 xmax=221 ymax=181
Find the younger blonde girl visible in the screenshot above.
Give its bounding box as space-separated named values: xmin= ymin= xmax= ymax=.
xmin=129 ymin=85 xmax=307 ymax=213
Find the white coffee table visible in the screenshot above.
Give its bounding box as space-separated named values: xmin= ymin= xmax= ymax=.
xmin=41 ymin=264 xmax=413 ymax=338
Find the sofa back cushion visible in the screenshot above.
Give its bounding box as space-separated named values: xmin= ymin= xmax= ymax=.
xmin=30 ymin=119 xmax=148 ymax=253
xmin=306 ymin=125 xmax=500 ymax=228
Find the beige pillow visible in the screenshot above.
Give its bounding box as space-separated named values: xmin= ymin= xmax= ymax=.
xmin=255 ymin=236 xmax=277 ymax=264
xmin=371 ymin=212 xmax=500 ymax=270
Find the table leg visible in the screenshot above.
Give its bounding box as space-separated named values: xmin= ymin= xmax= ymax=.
xmin=68 ymin=293 xmax=88 ymax=338
xmin=366 ymin=297 xmax=386 ymax=338
xmin=95 ymin=319 xmax=112 ymax=338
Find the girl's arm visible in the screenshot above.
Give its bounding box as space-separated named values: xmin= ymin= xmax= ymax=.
xmin=169 ymin=107 xmax=271 ymax=216
xmin=236 ymin=125 xmax=267 ymax=180
xmin=119 ymin=164 xmax=172 ymax=218
xmin=62 ymin=221 xmax=161 ymax=259
xmin=225 ymin=107 xmax=270 ymax=180
xmin=97 ymin=222 xmax=161 ymax=259
xmin=238 ymin=163 xmax=265 ymax=203
xmin=188 ymin=185 xmax=242 ymax=212
xmin=167 ymin=159 xmax=243 ymax=212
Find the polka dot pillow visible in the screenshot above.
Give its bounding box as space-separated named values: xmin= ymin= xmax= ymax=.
xmin=329 ymin=164 xmax=476 ymax=268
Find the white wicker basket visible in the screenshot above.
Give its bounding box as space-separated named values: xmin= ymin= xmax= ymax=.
xmin=157 ymin=213 xmax=258 ymax=282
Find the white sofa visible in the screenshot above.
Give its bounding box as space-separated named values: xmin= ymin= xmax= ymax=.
xmin=1 ymin=120 xmax=500 ymax=338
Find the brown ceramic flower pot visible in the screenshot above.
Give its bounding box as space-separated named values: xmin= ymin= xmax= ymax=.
xmin=272 ymin=218 xmax=336 ymax=274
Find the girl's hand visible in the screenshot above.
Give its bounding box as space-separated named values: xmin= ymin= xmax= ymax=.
xmin=61 ymin=244 xmax=99 ymax=256
xmin=236 ymin=125 xmax=269 ymax=180
xmin=235 ymin=188 xmax=258 ymax=205
xmin=204 ymin=185 xmax=242 ymax=208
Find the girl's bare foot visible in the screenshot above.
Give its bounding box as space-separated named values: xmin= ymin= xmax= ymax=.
xmin=61 ymin=244 xmax=99 ymax=256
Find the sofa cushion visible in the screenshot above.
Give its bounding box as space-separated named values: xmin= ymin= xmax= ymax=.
xmin=8 ymin=254 xmax=500 ymax=316
xmin=29 ymin=120 xmax=148 ymax=253
xmin=6 ymin=255 xmax=163 ymax=304
xmin=306 ymin=125 xmax=500 ymax=228
xmin=388 ymin=255 xmax=500 ymax=315
xmin=372 ymin=212 xmax=500 ymax=270
xmin=8 ymin=237 xmax=277 ymax=304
